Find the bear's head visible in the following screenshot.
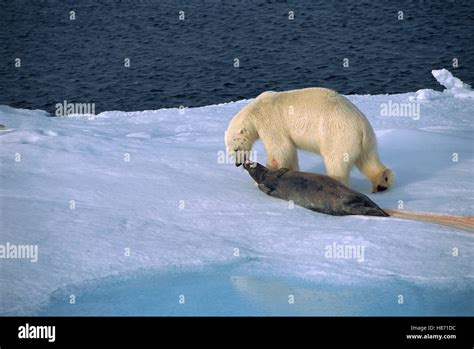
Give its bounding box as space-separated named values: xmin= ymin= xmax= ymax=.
xmin=225 ymin=128 xmax=254 ymax=167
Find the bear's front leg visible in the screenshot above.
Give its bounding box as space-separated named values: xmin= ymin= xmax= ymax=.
xmin=264 ymin=143 xmax=300 ymax=170
xmin=323 ymin=156 xmax=352 ymax=186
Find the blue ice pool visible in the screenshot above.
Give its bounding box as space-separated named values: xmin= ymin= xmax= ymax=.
xmin=37 ymin=263 xmax=474 ymax=316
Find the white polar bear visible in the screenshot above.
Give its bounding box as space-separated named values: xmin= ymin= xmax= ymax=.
xmin=225 ymin=87 xmax=393 ymax=192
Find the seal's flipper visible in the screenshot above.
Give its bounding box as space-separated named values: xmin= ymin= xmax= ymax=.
xmin=342 ymin=194 xmax=388 ymax=217
xmin=274 ymin=168 xmax=290 ymax=178
xmin=258 ymin=183 xmax=275 ymax=195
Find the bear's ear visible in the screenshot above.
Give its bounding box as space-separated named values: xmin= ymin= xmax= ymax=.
xmin=274 ymin=168 xmax=290 ymax=177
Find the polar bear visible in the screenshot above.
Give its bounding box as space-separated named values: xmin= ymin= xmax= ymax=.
xmin=225 ymin=87 xmax=393 ymax=192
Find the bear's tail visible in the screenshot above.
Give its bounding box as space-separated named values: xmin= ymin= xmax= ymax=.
xmin=384 ymin=209 xmax=474 ymax=233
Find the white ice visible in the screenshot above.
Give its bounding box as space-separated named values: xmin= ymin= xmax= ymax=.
xmin=1 ymin=69 xmax=473 ymax=315
xmin=412 ymin=69 xmax=474 ymax=100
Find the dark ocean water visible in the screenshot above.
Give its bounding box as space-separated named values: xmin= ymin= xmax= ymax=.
xmin=1 ymin=0 xmax=473 ymax=114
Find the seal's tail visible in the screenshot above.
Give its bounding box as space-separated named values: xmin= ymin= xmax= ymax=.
xmin=384 ymin=209 xmax=474 ymax=233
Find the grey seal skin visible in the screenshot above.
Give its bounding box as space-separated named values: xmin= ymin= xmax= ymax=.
xmin=243 ymin=161 xmax=388 ymax=217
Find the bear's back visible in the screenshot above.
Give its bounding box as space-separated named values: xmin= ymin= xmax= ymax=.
xmin=256 ymin=87 xmax=337 ymax=102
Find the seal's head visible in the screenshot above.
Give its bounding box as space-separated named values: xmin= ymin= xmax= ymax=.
xmin=243 ymin=160 xmax=269 ymax=184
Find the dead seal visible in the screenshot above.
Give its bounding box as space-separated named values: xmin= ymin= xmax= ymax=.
xmin=241 ymin=161 xmax=474 ymax=231
xmin=243 ymin=161 xmax=388 ymax=217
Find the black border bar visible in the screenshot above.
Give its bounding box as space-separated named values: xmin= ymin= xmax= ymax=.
xmin=0 ymin=316 xmax=472 ymax=347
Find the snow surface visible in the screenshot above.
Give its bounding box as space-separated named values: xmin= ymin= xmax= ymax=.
xmin=1 ymin=70 xmax=473 ymax=315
